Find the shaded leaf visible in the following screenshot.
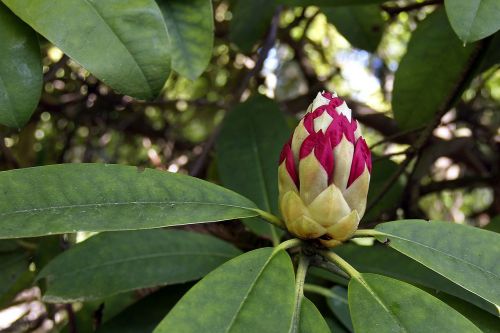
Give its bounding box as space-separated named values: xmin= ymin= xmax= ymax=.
xmin=38 ymin=229 xmax=241 ymax=302
xmin=349 ymin=273 xmax=481 ymax=333
xmin=278 ymin=0 xmax=386 ymax=5
xmin=2 ymin=0 xmax=170 ymax=99
xmin=217 ymin=95 xmax=289 ymax=237
xmin=375 ymin=220 xmax=500 ymax=315
xmin=326 ymin=286 xmax=352 ymax=332
xmin=0 ymin=164 xmax=259 ymax=239
xmin=300 ymin=297 xmax=330 ymax=333
xmin=323 ymin=5 xmax=384 ymax=52
xmin=392 ymin=9 xmax=476 ymax=129
xmin=335 ymin=243 xmax=495 ymax=315
xmin=153 ymin=248 xmax=295 ymax=333
xmin=0 ymin=2 xmax=42 ymax=128
xmin=229 ymin=0 xmax=276 ymax=53
xmin=0 ymin=249 xmax=32 ymax=307
xmin=445 ymin=0 xmax=500 ymax=43
xmin=158 ymin=0 xmax=213 ymax=80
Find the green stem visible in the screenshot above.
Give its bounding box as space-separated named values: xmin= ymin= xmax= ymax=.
xmin=270 ymin=225 xmax=280 ymax=247
xmin=320 ymin=250 xmax=361 ymax=279
xmin=274 ymin=238 xmax=302 ymax=252
xmin=303 ymin=284 xmax=335 ymax=298
xmin=256 ymin=209 xmax=286 ymax=229
xmin=291 ymin=253 xmax=310 ymax=332
xmin=352 ymin=229 xmax=383 ymax=238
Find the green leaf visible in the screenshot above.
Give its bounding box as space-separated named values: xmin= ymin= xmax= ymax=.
xmin=349 ymin=273 xmax=482 ymax=333
xmin=2 ymin=0 xmax=170 ymax=100
xmin=96 ymin=285 xmax=191 ymax=333
xmin=392 ymin=9 xmax=476 ymax=130
xmin=0 ymin=2 xmax=42 ymax=129
xmin=326 ymin=317 xmax=349 ymax=333
xmin=38 ymin=229 xmax=241 ymax=302
xmin=153 ymin=248 xmax=296 ymax=333
xmin=484 ymin=215 xmax=500 ymax=233
xmin=322 ymin=5 xmax=384 ymax=52
xmin=445 ymin=0 xmax=500 ymax=43
xmin=335 ymin=243 xmax=495 ymax=315
xmin=375 ymin=220 xmax=500 ymax=315
xmin=157 ymin=0 xmax=213 ymax=80
xmin=364 ymin=158 xmax=404 ymax=221
xmin=229 ymin=0 xmax=276 ymax=53
xmin=0 ymin=163 xmax=259 ymax=239
xmin=278 ymin=0 xmax=387 ymax=5
xmin=300 ymin=297 xmax=330 ymax=333
xmin=326 ymin=286 xmax=353 ymax=332
xmin=0 ymin=249 xmax=32 ymax=307
xmin=216 ymin=95 xmax=289 ymax=237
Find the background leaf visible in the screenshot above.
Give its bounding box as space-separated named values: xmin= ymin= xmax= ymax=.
xmin=2 ymin=0 xmax=170 ymax=100
xmin=216 ymin=95 xmax=289 ymax=237
xmin=0 ymin=2 xmax=42 ymax=128
xmin=153 ymin=248 xmax=295 ymax=333
xmin=299 ymin=297 xmax=330 ymax=333
xmin=157 ymin=0 xmax=213 ymax=80
xmin=0 ymin=164 xmax=258 ymax=239
xmin=375 ymin=220 xmax=500 ymax=315
xmin=278 ymin=0 xmax=387 ymax=5
xmin=326 ymin=286 xmax=353 ymax=332
xmin=322 ymin=5 xmax=384 ymax=52
xmin=392 ymin=9 xmax=476 ymax=130
xmin=445 ymin=0 xmax=500 ymax=43
xmin=335 ymin=243 xmax=495 ymax=314
xmin=38 ymin=229 xmax=241 ymax=302
xmin=349 ymin=273 xmax=482 ymax=333
xmin=229 ymin=0 xmax=276 ymax=53
xmin=0 ymin=242 xmax=33 ymax=307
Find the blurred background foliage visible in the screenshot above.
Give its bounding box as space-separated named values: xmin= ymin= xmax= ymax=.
xmin=0 ymin=0 xmax=499 ymax=331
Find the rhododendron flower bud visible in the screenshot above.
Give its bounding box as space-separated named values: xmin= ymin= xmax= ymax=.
xmin=278 ymin=91 xmax=371 ymax=247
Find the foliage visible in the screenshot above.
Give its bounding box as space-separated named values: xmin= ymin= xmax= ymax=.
xmin=0 ymin=0 xmax=499 ymax=332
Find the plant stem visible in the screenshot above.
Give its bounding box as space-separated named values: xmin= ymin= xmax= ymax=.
xmin=320 ymin=251 xmax=361 ymax=279
xmin=274 ymin=238 xmax=302 ymax=252
xmin=352 ymin=229 xmax=383 ymax=238
xmin=270 ymin=225 xmax=280 ymax=247
xmin=291 ymin=253 xmax=310 ymax=332
xmin=257 ymin=209 xmax=286 ymax=229
xmin=303 ymin=284 xmax=335 ymax=298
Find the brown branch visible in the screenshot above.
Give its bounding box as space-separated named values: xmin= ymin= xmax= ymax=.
xmin=420 ymin=175 xmax=496 ymax=195
xmin=382 ymin=0 xmax=443 ymax=17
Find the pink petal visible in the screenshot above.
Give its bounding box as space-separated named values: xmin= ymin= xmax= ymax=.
xmin=299 ymin=131 xmax=334 ymax=183
xmin=279 ymin=141 xmax=299 ymax=186
xmin=347 ymin=137 xmax=371 ymax=187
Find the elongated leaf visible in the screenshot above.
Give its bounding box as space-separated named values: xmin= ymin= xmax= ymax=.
xmin=300 ymin=297 xmax=330 ymax=333
xmin=229 ymin=0 xmax=276 ymax=53
xmin=153 ymin=248 xmax=296 ymax=333
xmin=335 ymin=244 xmax=495 ymax=314
xmin=326 ymin=286 xmax=353 ymax=332
xmin=326 ymin=317 xmax=349 ymax=333
xmin=217 ymin=96 xmax=289 ymax=237
xmin=96 ymin=285 xmax=191 ymax=333
xmin=0 ymin=164 xmax=258 ymax=239
xmin=349 ymin=273 xmax=482 ymax=333
xmin=2 ymin=0 xmax=170 ymax=100
xmin=392 ymin=9 xmax=476 ymax=130
xmin=375 ymin=220 xmax=500 ymax=315
xmin=323 ymin=5 xmax=384 ymax=52
xmin=157 ymin=0 xmax=213 ymax=80
xmin=0 ymin=2 xmax=42 ymax=128
xmin=38 ymin=229 xmax=241 ymax=302
xmin=445 ymin=0 xmax=500 ymax=43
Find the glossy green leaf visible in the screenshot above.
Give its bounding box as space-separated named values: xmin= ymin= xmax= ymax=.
xmin=349 ymin=273 xmax=482 ymax=333
xmin=375 ymin=220 xmax=500 ymax=315
xmin=335 ymin=243 xmax=495 ymax=315
xmin=323 ymin=5 xmax=384 ymax=52
xmin=300 ymin=297 xmax=330 ymax=333
xmin=0 ymin=2 xmax=42 ymax=128
xmin=392 ymin=9 xmax=476 ymax=130
xmin=0 ymin=163 xmax=259 ymax=239
xmin=38 ymin=229 xmax=241 ymax=302
xmin=326 ymin=286 xmax=353 ymax=332
xmin=96 ymin=285 xmax=191 ymax=333
xmin=229 ymin=0 xmax=276 ymax=53
xmin=157 ymin=0 xmax=213 ymax=80
xmin=153 ymin=248 xmax=296 ymax=333
xmin=2 ymin=0 xmax=170 ymax=100
xmin=216 ymin=96 xmax=289 ymax=237
xmin=445 ymin=0 xmax=500 ymax=43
